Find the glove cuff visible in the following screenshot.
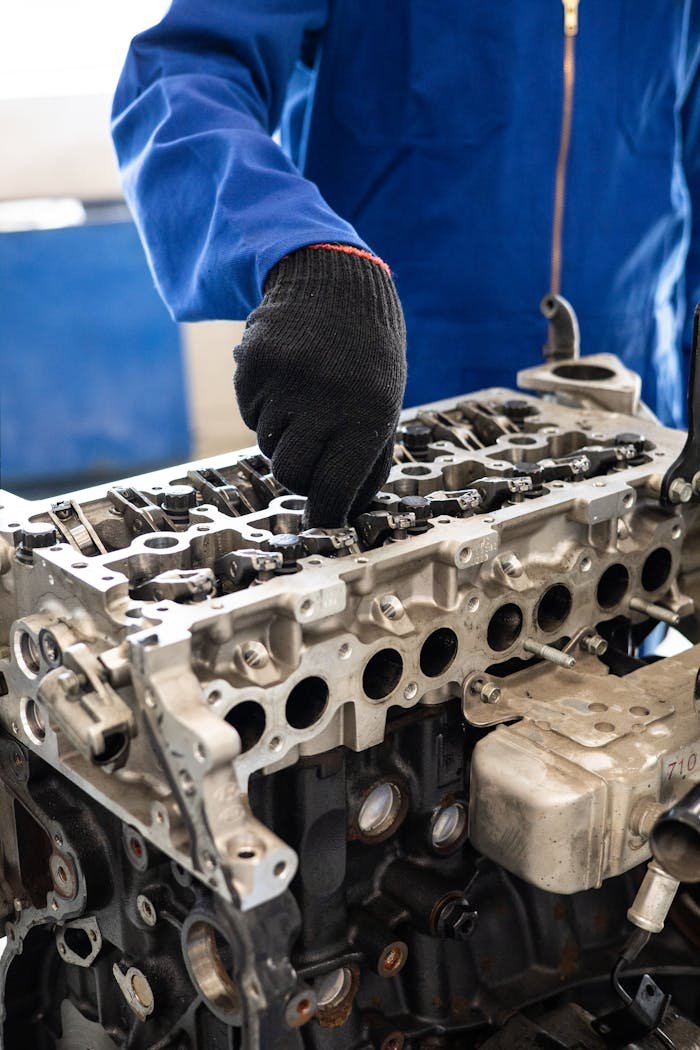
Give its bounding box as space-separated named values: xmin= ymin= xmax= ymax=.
xmin=307 ymin=242 xmax=391 ymax=274
xmin=265 ymin=243 xmax=404 ymax=339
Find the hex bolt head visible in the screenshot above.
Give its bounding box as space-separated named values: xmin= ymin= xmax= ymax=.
xmin=398 ymin=495 xmax=432 ymax=522
xmin=669 ymin=477 xmax=693 ymax=504
xmin=435 ymin=896 xmax=478 ymax=941
xmin=502 ymin=398 xmax=538 ymax=422
xmin=480 ymin=682 xmax=501 ymax=704
xmin=16 ymin=522 xmax=57 ymax=563
xmin=161 ymin=485 xmax=197 ymax=512
xmin=397 ymin=422 xmax=432 ymax=453
xmin=580 ymin=632 xmax=608 ymax=657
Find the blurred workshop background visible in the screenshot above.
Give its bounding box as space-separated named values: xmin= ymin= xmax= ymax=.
xmin=0 ymin=1 xmax=253 ymax=498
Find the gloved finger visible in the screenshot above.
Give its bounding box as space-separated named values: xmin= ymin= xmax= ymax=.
xmin=347 ymin=438 xmax=396 ymax=520
xmin=233 ymin=350 xmax=266 ymax=431
xmin=304 ymin=431 xmax=393 ymax=528
xmin=255 ymin=399 xmax=292 ymax=459
xmin=268 ymin=417 xmax=334 ymax=498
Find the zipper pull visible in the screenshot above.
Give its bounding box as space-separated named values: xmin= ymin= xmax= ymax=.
xmin=562 ymin=0 xmax=580 ymax=36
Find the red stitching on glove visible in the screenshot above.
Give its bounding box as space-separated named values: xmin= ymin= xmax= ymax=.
xmin=309 ymin=243 xmax=391 ymax=274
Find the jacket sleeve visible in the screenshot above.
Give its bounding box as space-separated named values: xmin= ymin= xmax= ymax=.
xmin=111 ymin=0 xmax=369 ymax=321
xmin=682 ymin=28 xmax=700 ymax=360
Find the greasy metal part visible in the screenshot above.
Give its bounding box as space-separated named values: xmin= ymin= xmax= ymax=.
xmin=1 ymin=359 xmax=700 ymax=1047
xmin=112 ymin=963 xmax=156 ymax=1021
xmin=650 ymin=782 xmax=700 ymax=882
xmin=627 ymin=860 xmax=681 ymax=934
xmin=541 ymin=293 xmax=580 ymax=361
xmin=662 ymin=303 xmax=700 ymax=508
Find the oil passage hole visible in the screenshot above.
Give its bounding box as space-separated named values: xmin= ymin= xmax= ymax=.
xmin=401 ymin=465 xmax=432 ymax=476
xmin=642 ymin=547 xmax=672 ymax=592
xmin=143 ymin=534 xmax=179 ymax=550
xmin=420 ymin=628 xmax=458 ymax=677
xmin=286 ymin=677 xmax=328 ymax=729
xmin=536 ymin=584 xmax=572 ymax=633
xmin=363 ymin=649 xmax=403 ymax=700
xmin=597 ymin=564 xmax=630 ymax=609
xmin=225 ymin=701 xmax=266 ymax=752
xmin=487 ymin=604 xmax=523 ymax=652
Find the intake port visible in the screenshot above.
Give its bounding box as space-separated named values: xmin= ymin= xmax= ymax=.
xmin=536 ymin=584 xmax=572 ymax=633
xmin=487 ymin=604 xmax=523 ymax=652
xmin=363 ymin=649 xmax=403 ymax=701
xmin=596 ymin=563 xmax=630 ymax=609
xmin=641 ymin=547 xmax=672 ymax=593
xmin=225 ymin=700 xmax=266 ymax=751
xmin=285 ymin=677 xmax=328 ymax=729
xmin=419 ymin=628 xmax=458 ymax=677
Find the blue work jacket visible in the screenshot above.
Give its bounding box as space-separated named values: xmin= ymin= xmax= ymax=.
xmin=112 ymin=2 xmax=700 ymax=424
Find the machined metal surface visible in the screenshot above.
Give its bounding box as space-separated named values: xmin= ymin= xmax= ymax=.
xmin=1 ymin=352 xmax=700 ymax=1047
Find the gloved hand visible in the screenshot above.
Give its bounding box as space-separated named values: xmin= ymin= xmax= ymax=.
xmin=234 ymin=244 xmax=407 ymax=527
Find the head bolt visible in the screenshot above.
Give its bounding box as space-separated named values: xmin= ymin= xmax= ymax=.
xmin=669 ymin=477 xmax=693 ymax=504
xmin=16 ymin=522 xmax=57 ymax=564
xmin=580 ymin=631 xmax=608 ymax=657
xmin=435 ymin=895 xmax=478 ymax=941
xmin=468 ymin=677 xmax=501 ymax=704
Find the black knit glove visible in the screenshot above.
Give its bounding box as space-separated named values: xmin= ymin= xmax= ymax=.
xmin=234 ymin=245 xmax=407 ymax=527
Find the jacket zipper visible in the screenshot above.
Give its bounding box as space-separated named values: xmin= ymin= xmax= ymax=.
xmin=549 ymin=0 xmax=580 ymax=296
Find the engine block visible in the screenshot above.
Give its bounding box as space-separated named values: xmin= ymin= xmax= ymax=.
xmin=1 ymin=352 xmax=699 ymax=1049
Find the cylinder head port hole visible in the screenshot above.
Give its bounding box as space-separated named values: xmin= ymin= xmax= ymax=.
xmin=419 ymin=628 xmax=458 ymax=678
xmin=225 ymin=701 xmax=266 ymax=751
xmin=487 ymin=604 xmax=523 ymax=652
xmin=363 ymin=649 xmax=404 ymax=700
xmin=641 ymin=547 xmax=672 ymax=593
xmin=536 ymin=584 xmax=572 ymax=633
xmin=596 ymin=563 xmax=630 ymax=609
xmin=286 ymin=677 xmax=328 ymax=729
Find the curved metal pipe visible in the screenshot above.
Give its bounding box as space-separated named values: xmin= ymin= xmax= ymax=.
xmin=650 ymin=784 xmax=700 ymax=884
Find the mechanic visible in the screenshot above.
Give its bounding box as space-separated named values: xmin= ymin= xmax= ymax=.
xmin=112 ymin=1 xmax=700 ymax=526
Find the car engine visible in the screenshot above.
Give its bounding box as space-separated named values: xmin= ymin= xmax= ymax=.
xmin=0 ymin=349 xmax=699 ymax=1049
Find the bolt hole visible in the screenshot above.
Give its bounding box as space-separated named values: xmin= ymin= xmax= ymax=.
xmin=21 ymin=697 xmax=46 ymax=743
xmin=143 ymin=535 xmax=179 ymax=549
xmin=18 ymin=633 xmax=41 ymax=676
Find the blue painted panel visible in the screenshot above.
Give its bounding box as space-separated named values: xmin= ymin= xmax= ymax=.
xmin=0 ymin=217 xmax=191 ymax=489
